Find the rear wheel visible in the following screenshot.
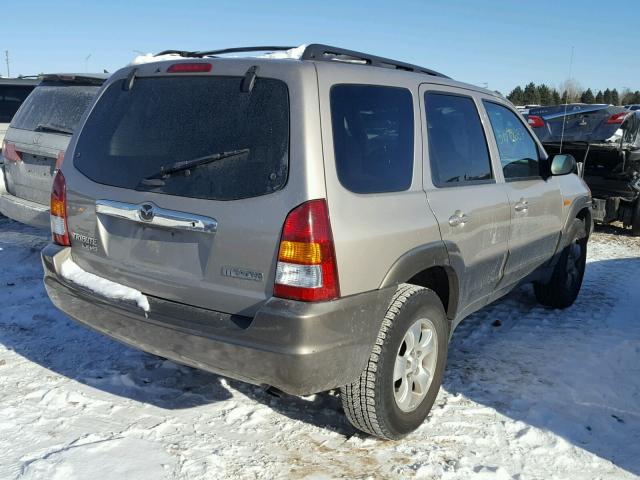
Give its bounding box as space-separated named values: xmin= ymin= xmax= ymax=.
xmin=534 ymin=218 xmax=587 ymax=309
xmin=340 ymin=284 xmax=449 ymax=439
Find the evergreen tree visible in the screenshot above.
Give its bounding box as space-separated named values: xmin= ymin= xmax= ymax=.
xmin=595 ymin=90 xmax=604 ymax=103
xmin=523 ymin=82 xmax=541 ymax=105
xmin=580 ymin=88 xmax=595 ymax=104
xmin=537 ymin=84 xmax=552 ymax=105
xmin=603 ymin=88 xmax=612 ymax=104
xmin=551 ymin=89 xmax=561 ymax=105
xmin=507 ymin=86 xmax=524 ymax=105
xmin=561 ymin=90 xmax=569 ymax=104
xmin=611 ymin=89 xmax=620 ymax=106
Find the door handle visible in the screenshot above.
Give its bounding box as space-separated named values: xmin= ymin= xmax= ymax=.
xmin=514 ymin=199 xmax=529 ymax=212
xmin=448 ymin=210 xmax=469 ymax=227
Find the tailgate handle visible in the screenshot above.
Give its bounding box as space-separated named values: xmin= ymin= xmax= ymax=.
xmin=95 ymin=200 xmax=217 ymax=234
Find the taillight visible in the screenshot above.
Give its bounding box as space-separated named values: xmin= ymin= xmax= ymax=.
xmin=527 ymin=115 xmax=545 ymax=128
xmin=274 ymin=199 xmax=340 ymax=302
xmin=606 ymin=112 xmax=629 ymax=124
xmin=2 ymin=141 xmax=22 ymax=162
xmin=167 ymin=63 xmax=212 ymax=73
xmin=50 ymin=170 xmax=70 ymax=246
xmin=55 ymin=150 xmax=65 ymax=171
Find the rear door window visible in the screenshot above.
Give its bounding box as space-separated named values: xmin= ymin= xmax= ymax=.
xmin=0 ymin=85 xmax=35 ymax=123
xmin=74 ymin=76 xmax=290 ymax=201
xmin=10 ymin=83 xmax=100 ymax=133
xmin=483 ymin=101 xmax=541 ymax=180
xmin=330 ymin=85 xmax=414 ymax=194
xmin=425 ymin=92 xmax=493 ymax=186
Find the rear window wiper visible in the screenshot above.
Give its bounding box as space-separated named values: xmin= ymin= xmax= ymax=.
xmin=138 ymin=148 xmax=250 ymax=187
xmin=34 ymin=123 xmax=74 ymax=135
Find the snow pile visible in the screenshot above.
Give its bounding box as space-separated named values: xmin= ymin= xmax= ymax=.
xmin=258 ymin=45 xmax=307 ymax=60
xmin=129 ymin=53 xmax=183 ymax=65
xmin=129 ymin=45 xmax=307 ymax=66
xmin=59 ymin=256 xmax=149 ymax=311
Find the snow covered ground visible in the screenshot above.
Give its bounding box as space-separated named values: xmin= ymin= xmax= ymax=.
xmin=0 ymin=217 xmax=638 ymax=479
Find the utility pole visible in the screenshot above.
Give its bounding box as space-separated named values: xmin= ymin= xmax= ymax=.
xmin=84 ymin=54 xmax=91 ymax=73
xmin=5 ymin=50 xmax=9 ymax=78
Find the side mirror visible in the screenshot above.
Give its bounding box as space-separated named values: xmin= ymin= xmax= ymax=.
xmin=550 ymin=154 xmax=577 ymax=176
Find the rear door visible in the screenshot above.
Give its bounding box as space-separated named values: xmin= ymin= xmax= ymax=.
xmin=420 ymin=85 xmax=511 ymax=314
xmin=481 ymin=100 xmax=563 ymax=285
xmin=4 ymin=81 xmax=100 ymax=205
xmin=64 ymin=61 xmax=323 ymax=317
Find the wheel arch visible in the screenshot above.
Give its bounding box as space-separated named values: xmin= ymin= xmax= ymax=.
xmin=379 ymin=242 xmax=460 ymax=320
xmin=556 ymin=195 xmax=593 ymax=253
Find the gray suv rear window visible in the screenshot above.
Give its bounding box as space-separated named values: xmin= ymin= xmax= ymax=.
xmin=330 ymin=85 xmax=414 ymax=193
xmin=10 ymin=83 xmax=100 ymax=133
xmin=74 ymin=76 xmax=289 ymax=201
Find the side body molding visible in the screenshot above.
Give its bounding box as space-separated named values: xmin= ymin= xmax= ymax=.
xmin=379 ymin=241 xmax=460 ymax=319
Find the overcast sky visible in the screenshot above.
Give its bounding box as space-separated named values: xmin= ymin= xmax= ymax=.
xmin=3 ymin=0 xmax=638 ymax=94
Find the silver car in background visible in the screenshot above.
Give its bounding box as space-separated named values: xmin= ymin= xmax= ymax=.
xmin=0 ymin=73 xmax=107 ymax=227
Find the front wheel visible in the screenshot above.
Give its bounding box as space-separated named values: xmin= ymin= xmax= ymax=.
xmin=340 ymin=284 xmax=449 ymax=440
xmin=534 ymin=218 xmax=587 ymax=309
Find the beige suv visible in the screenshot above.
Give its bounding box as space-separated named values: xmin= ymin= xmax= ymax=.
xmin=41 ymin=45 xmax=591 ymax=439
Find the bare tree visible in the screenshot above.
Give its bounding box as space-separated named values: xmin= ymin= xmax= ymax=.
xmin=558 ymin=78 xmax=582 ymax=103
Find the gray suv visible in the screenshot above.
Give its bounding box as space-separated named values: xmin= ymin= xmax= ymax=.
xmin=1 ymin=74 xmax=107 ymax=227
xmin=41 ymin=45 xmax=592 ymax=439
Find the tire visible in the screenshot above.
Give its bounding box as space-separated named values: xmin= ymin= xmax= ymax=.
xmin=631 ymin=199 xmax=640 ymax=237
xmin=534 ymin=218 xmax=587 ymax=309
xmin=340 ymin=284 xmax=449 ymax=440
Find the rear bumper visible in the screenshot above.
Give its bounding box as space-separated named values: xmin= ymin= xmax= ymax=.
xmin=42 ymin=244 xmax=394 ymax=395
xmin=0 ymin=165 xmax=50 ymax=228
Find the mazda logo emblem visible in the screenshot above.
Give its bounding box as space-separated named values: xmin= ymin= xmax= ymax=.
xmin=138 ymin=204 xmax=155 ymax=222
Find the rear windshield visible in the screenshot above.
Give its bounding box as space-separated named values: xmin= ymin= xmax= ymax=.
xmin=74 ymin=76 xmax=290 ymax=201
xmin=10 ymin=82 xmax=100 ymax=132
xmin=0 ymin=85 xmax=36 ymax=123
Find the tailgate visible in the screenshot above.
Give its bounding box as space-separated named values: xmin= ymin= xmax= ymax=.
xmin=3 ymin=129 xmax=68 ymax=204
xmin=66 ymin=186 xmax=291 ymax=316
xmin=63 ymin=62 xmax=322 ymax=316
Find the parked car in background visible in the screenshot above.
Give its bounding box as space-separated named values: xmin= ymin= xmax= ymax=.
xmin=0 ymin=73 xmax=107 ymax=227
xmin=0 ymin=77 xmax=39 ymax=149
xmin=527 ymin=104 xmax=640 ymax=235
xmin=41 ymin=45 xmax=590 ymax=440
xmin=515 ymin=104 xmax=541 ymax=115
xmin=624 ymin=104 xmax=640 ymax=111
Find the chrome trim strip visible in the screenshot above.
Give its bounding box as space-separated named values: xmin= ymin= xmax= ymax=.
xmin=95 ymin=200 xmax=217 ymax=234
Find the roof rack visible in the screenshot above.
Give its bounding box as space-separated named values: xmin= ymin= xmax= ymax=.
xmin=300 ymin=44 xmax=448 ymax=78
xmin=154 ymin=44 xmax=448 ymax=78
xmin=155 ymin=46 xmax=295 ymax=58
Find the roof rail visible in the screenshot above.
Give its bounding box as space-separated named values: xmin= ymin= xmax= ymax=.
xmin=300 ymin=44 xmax=448 ymax=78
xmin=155 ymin=46 xmax=295 ymax=58
xmin=154 ymin=44 xmax=448 ymax=78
